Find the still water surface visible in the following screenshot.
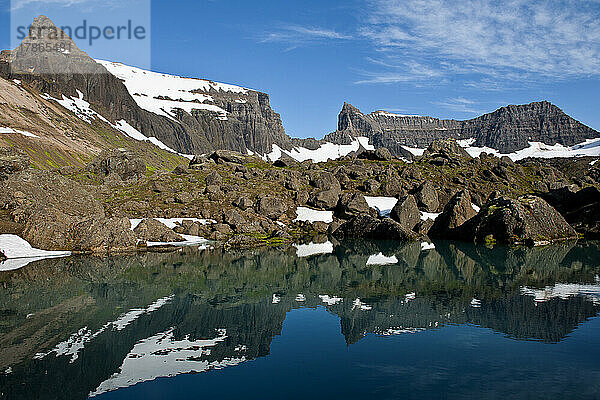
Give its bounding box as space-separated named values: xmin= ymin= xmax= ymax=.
xmin=1 ymin=240 xmax=599 ymax=399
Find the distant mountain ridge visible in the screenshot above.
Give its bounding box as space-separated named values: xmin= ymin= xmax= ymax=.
xmin=326 ymin=101 xmax=599 ymax=155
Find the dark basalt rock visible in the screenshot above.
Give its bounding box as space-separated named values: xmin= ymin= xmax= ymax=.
xmin=429 ymin=190 xmax=477 ymax=238
xmin=71 ymin=217 xmax=138 ymax=253
xmin=413 ymin=181 xmax=439 ymax=212
xmin=309 ymin=190 xmax=340 ymax=210
xmin=257 ymin=196 xmax=287 ymax=220
xmin=133 ymin=218 xmax=184 ymax=243
xmin=334 ymin=215 xmax=420 ymax=241
xmin=336 ymin=193 xmax=371 ymax=219
xmin=390 ymin=195 xmax=420 ymax=231
xmin=541 ymin=186 xmax=600 ymax=238
xmin=456 ymin=195 xmax=577 ymax=245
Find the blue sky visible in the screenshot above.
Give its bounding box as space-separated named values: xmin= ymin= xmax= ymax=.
xmin=1 ymin=0 xmax=599 ymax=139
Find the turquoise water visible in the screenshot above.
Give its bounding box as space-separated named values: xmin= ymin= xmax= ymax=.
xmin=0 ymin=240 xmax=599 ymax=399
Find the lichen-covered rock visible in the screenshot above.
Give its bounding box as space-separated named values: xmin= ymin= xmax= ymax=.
xmin=133 ymin=219 xmax=184 ymax=243
xmin=414 ymin=181 xmax=439 ymax=212
xmin=309 ymin=189 xmax=341 ymax=210
xmin=456 ymin=195 xmax=577 ymax=245
xmin=257 ymin=196 xmax=287 ymax=219
xmin=429 ymin=190 xmax=477 ymax=238
xmin=336 ymin=193 xmax=370 ymax=219
xmin=390 ymin=195 xmax=420 ymax=231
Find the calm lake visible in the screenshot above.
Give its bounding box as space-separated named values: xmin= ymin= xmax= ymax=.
xmin=1 ymin=240 xmax=599 ymax=399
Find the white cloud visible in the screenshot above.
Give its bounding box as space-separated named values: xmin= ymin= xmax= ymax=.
xmin=260 ymin=24 xmax=351 ymax=48
xmin=433 ymin=97 xmax=481 ymax=114
xmin=359 ymin=0 xmax=600 ymax=84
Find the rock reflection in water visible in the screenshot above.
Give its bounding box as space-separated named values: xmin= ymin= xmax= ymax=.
xmin=0 ymin=240 xmax=599 ymax=399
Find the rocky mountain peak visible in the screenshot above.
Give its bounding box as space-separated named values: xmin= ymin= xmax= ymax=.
xmin=329 ymin=100 xmax=599 ymax=155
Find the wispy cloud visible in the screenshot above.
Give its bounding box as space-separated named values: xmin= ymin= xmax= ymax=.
xmin=260 ymin=24 xmax=351 ymax=49
xmin=358 ymin=0 xmax=600 ymax=85
xmin=433 ymin=97 xmax=482 ymax=114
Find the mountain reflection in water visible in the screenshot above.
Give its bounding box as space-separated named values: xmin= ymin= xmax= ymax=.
xmin=1 ymin=240 xmax=600 ymax=399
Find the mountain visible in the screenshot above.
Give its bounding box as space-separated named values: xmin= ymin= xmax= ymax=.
xmin=326 ymin=101 xmax=600 ymax=155
xmin=0 ymin=15 xmax=294 ymax=169
xmin=1 ymin=15 xmax=599 ymax=168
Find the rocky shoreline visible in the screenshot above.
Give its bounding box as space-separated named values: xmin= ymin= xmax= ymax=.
xmin=2 ymin=139 xmax=600 ymax=257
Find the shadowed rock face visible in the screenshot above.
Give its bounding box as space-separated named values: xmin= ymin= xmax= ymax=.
xmin=328 ymin=101 xmax=599 ymax=155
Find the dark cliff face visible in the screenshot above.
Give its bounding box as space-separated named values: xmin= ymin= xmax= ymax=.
xmin=330 ymin=101 xmax=599 ymax=154
xmin=2 ymin=16 xmax=291 ymax=156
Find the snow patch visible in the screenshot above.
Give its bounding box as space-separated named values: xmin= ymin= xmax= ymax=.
xmin=0 ymin=127 xmax=39 ymax=138
xmin=521 ymin=281 xmax=600 ymax=305
xmin=89 ymin=327 xmax=244 ymax=397
xmin=352 ymin=298 xmax=372 ymax=311
xmin=420 ymin=212 xmax=440 ymax=221
xmin=421 ymin=242 xmax=435 ymax=251
xmin=265 ymin=136 xmax=375 ymax=163
xmin=366 ymin=253 xmax=398 ymax=266
xmin=36 ymin=296 xmax=174 ymax=363
xmin=97 ymin=60 xmax=243 ymax=122
xmin=0 ymin=234 xmax=70 ymax=271
xmin=293 ymin=241 xmax=334 ymax=258
xmin=319 ymin=295 xmax=343 ymax=305
xmin=294 ymin=207 xmax=333 ymax=223
xmin=114 ymin=120 xmax=194 ymax=159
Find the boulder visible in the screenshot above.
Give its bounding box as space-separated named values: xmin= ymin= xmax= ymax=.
xmin=390 ymin=195 xmax=420 ymax=231
xmin=336 ymin=193 xmax=371 ymax=219
xmin=414 ymin=181 xmax=439 ymax=212
xmin=334 ymin=215 xmax=420 ymax=241
xmin=429 ymin=190 xmax=477 ymax=238
xmin=414 ymin=218 xmax=434 ymax=236
xmin=205 ymin=171 xmax=223 ymax=186
xmin=310 ymin=171 xmax=341 ymax=192
xmin=422 ymin=139 xmax=471 ymax=165
xmin=456 ymin=195 xmax=577 ymax=245
xmin=360 ymin=179 xmax=380 ymax=193
xmin=357 ymin=147 xmax=393 ymax=161
xmin=133 ymin=218 xmax=184 ymax=243
xmin=375 ymin=147 xmax=393 ymax=161
xmin=233 ymin=196 xmax=254 ymax=210
xmin=0 ymin=250 xmax=6 ymax=262
xmin=71 ymin=217 xmax=138 ymax=253
xmin=309 ymin=189 xmax=340 ymax=210
xmin=86 ymin=148 xmax=146 ymax=180
xmin=171 ymin=165 xmax=188 ymax=175
xmin=0 ymin=146 xmax=30 ymax=180
xmin=541 ymin=187 xmax=600 ymax=238
xmin=189 ymin=155 xmax=211 ymax=168
xmin=257 ymin=196 xmax=287 ymax=219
